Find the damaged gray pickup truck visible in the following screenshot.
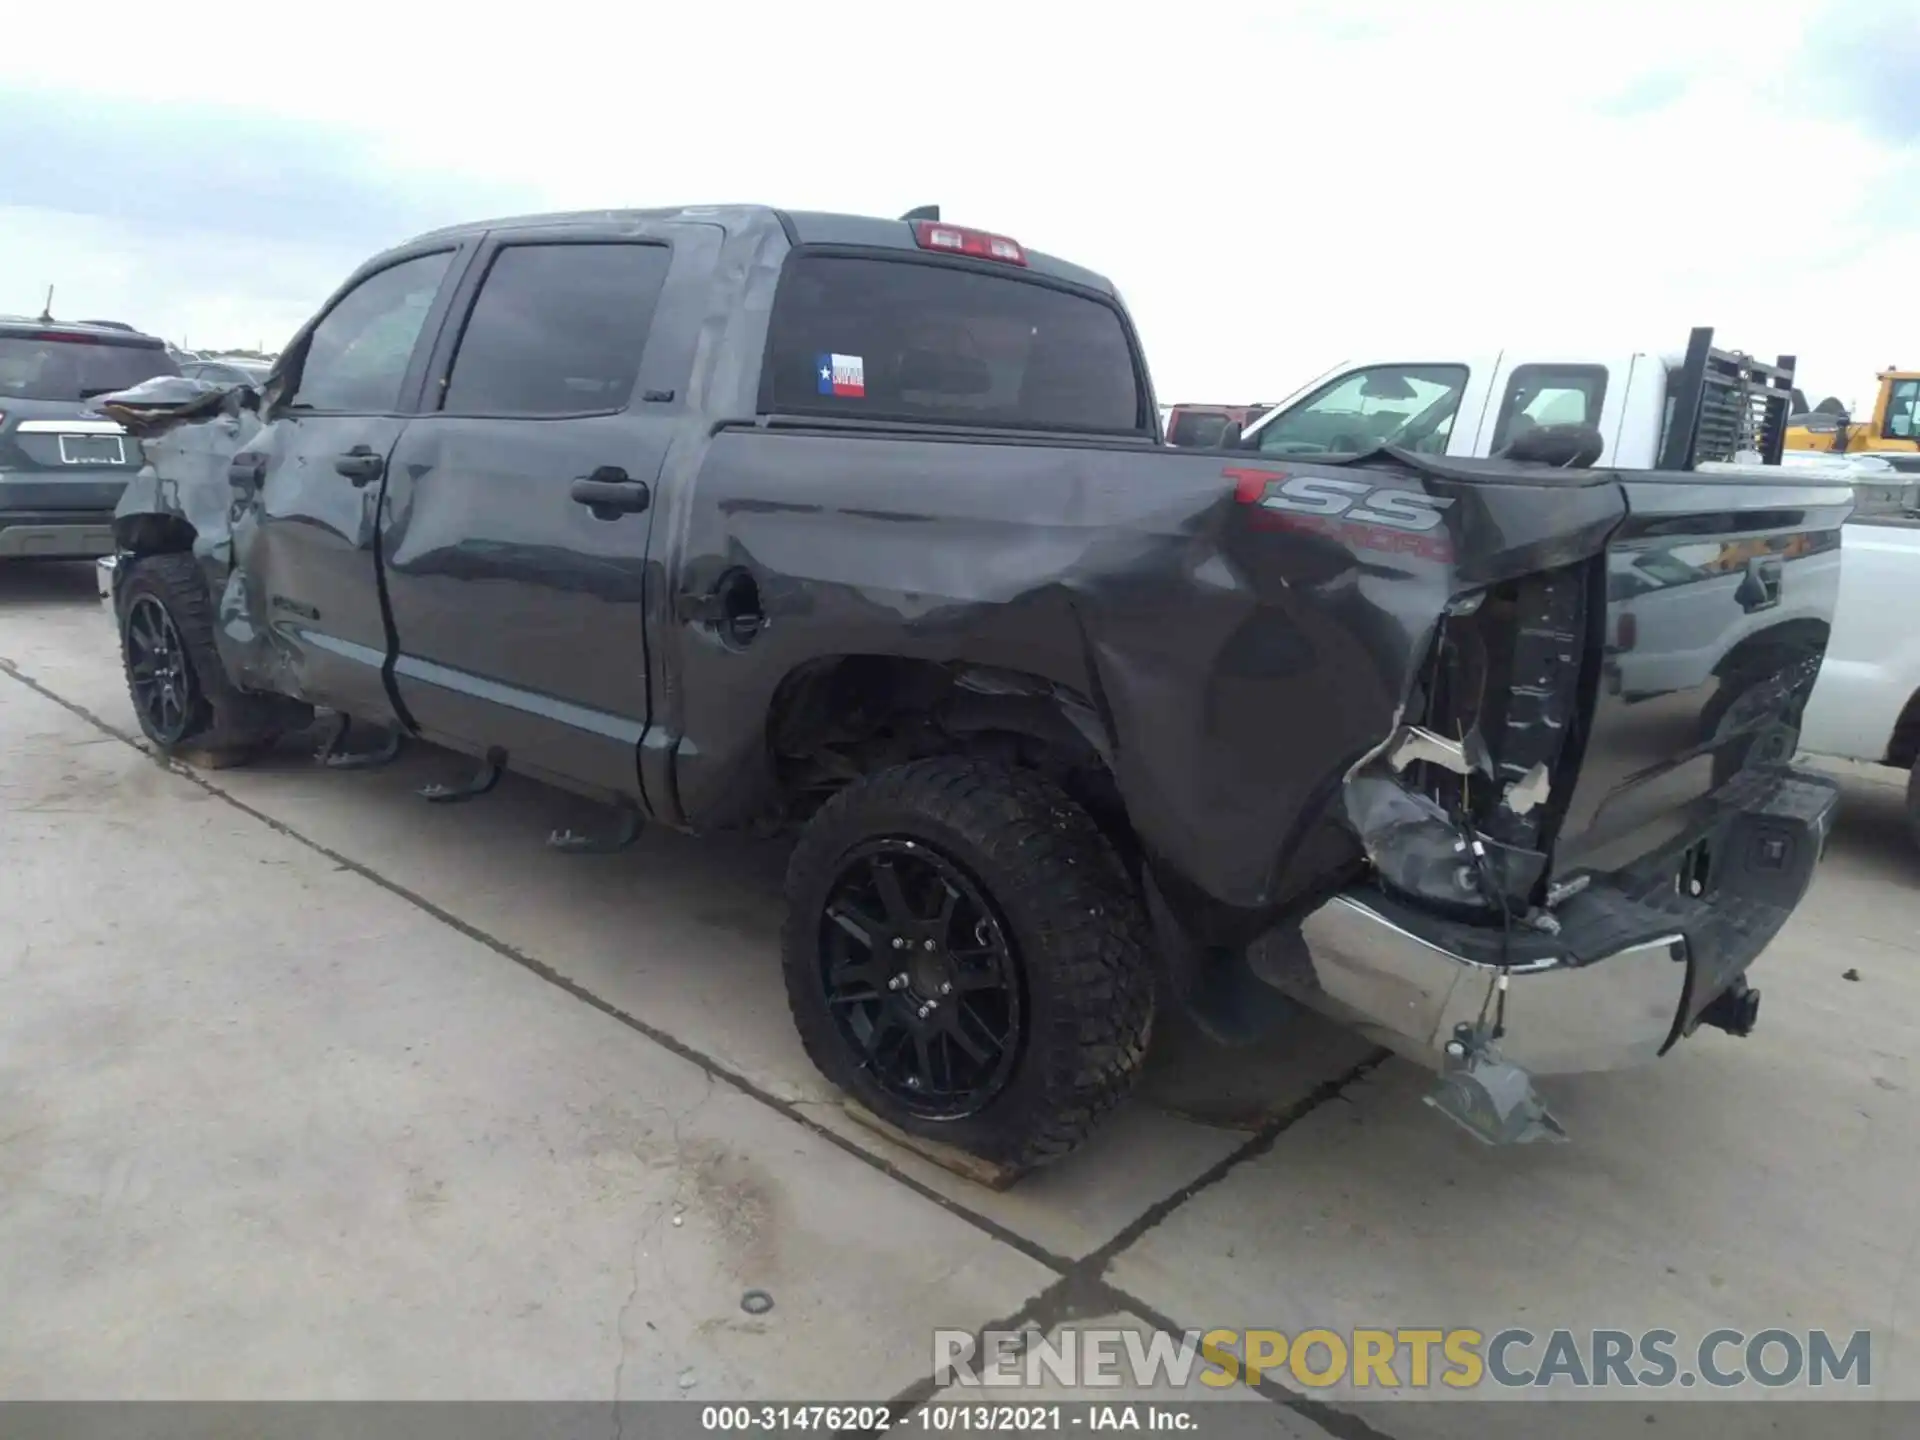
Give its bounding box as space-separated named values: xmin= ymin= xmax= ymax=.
xmin=100 ymin=204 xmax=1849 ymax=1169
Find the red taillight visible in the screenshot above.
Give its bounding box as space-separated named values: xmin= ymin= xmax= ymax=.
xmin=911 ymin=220 xmax=1026 ymax=266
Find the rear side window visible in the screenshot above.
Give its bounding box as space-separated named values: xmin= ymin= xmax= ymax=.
xmin=764 ymin=254 xmax=1145 ymax=434
xmin=0 ymin=335 xmax=178 ymax=402
xmin=440 ymin=242 xmax=671 ymax=415
xmin=1491 ymin=364 xmax=1609 ymax=451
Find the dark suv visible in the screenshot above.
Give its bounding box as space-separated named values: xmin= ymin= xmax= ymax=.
xmin=0 ymin=321 xmax=179 ymax=560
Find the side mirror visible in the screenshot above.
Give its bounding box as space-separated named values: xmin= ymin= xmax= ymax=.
xmin=1218 ymin=422 xmax=1244 ymax=450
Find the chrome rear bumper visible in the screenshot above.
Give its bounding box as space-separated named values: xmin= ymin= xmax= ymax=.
xmin=1290 ymin=897 xmax=1687 ymax=1075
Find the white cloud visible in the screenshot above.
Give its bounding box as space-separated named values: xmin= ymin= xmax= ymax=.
xmin=1 ymin=0 xmax=1912 ymax=408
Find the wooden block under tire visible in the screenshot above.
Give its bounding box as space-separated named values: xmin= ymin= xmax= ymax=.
xmin=839 ymin=1099 xmax=1024 ymax=1190
xmin=170 ymin=746 xmax=260 ymax=771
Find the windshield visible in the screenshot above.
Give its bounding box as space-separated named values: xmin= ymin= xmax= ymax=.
xmin=0 ymin=335 xmax=180 ymax=402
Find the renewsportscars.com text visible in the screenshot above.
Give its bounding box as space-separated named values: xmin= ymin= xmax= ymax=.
xmin=933 ymin=1327 xmax=1872 ymax=1392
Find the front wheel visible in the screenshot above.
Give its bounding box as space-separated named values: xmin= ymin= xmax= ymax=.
xmin=118 ymin=553 xmax=304 ymax=757
xmin=782 ymin=757 xmax=1155 ymax=1172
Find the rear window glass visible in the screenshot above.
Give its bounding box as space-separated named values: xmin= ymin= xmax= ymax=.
xmin=0 ymin=336 xmax=179 ymax=402
xmin=764 ymin=254 xmax=1144 ymax=434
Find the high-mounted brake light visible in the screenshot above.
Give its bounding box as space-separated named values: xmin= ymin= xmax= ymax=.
xmin=911 ymin=220 xmax=1027 ymax=266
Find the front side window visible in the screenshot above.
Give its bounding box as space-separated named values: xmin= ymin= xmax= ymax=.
xmin=439 ymin=242 xmax=671 ymax=415
xmin=1490 ymin=364 xmax=1609 ymax=452
xmin=1883 ymin=379 xmax=1920 ymax=440
xmin=291 ymin=251 xmax=453 ymax=413
xmin=1256 ymin=364 xmax=1468 ymax=456
xmin=765 ymin=254 xmax=1145 ymax=434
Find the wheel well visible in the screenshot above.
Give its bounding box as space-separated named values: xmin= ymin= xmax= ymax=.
xmin=766 ymin=655 xmax=1133 ymax=855
xmin=113 ymin=512 xmax=197 ymax=555
xmin=1886 ymin=688 xmax=1920 ymax=768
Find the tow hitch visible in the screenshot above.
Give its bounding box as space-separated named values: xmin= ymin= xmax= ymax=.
xmin=1425 ymin=1018 xmax=1569 ymax=1147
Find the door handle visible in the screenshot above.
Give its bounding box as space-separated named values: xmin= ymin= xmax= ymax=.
xmin=1737 ymin=556 xmax=1783 ymax=614
xmin=334 ymin=446 xmax=385 ymax=487
xmin=227 ymin=453 xmax=267 ymax=489
xmin=570 ymin=466 xmax=651 ymax=519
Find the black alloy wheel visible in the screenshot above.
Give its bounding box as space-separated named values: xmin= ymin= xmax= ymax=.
xmin=782 ymin=757 xmax=1155 ymax=1171
xmin=819 ymin=838 xmax=1021 ymax=1120
xmin=124 ymin=593 xmax=198 ymax=744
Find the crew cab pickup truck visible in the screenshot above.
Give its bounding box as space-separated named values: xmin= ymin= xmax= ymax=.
xmin=100 ymin=210 xmax=1849 ymax=1166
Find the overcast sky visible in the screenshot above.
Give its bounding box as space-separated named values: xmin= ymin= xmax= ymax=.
xmin=2 ymin=0 xmax=1913 ymax=409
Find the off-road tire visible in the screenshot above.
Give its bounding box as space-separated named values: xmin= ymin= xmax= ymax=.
xmin=783 ymin=756 xmax=1155 ymax=1171
xmin=117 ymin=553 xmax=300 ymax=759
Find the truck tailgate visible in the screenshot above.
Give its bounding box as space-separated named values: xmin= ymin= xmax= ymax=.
xmin=1551 ymin=475 xmax=1851 ymax=881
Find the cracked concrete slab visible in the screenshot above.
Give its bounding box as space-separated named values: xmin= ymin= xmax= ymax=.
xmin=0 ymin=571 xmax=1365 ymax=1263
xmin=1104 ymin=774 xmax=1920 ymax=1426
xmin=923 ymin=1309 xmax=1328 ymax=1436
xmin=7 ymin=561 xmax=1919 ymax=1435
xmin=0 ymin=674 xmax=1053 ymax=1399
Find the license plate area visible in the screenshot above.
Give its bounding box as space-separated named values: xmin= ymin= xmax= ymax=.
xmin=58 ymin=434 xmax=126 ymax=466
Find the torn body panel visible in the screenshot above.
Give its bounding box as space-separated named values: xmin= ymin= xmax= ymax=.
xmin=106 ymin=377 xmax=407 ymax=724
xmin=664 ymin=435 xmax=1636 ymax=914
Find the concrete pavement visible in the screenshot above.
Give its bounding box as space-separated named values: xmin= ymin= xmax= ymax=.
xmin=1 ymin=559 xmax=1915 ymax=1432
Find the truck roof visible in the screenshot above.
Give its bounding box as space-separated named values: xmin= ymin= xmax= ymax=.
xmin=401 ymin=205 xmax=1117 ymax=295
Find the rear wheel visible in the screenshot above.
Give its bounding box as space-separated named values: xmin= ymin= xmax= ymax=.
xmin=118 ymin=553 xmax=303 ymax=757
xmin=782 ymin=756 xmax=1155 ymax=1171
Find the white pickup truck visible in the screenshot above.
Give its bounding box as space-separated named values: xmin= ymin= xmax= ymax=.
xmin=1788 ymin=460 xmax=1920 ymax=842
xmin=1233 ymin=327 xmax=1794 ymax=470
xmin=1236 ymin=333 xmax=1920 ymax=847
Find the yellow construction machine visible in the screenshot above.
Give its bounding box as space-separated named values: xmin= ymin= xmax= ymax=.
xmin=1785 ymin=369 xmax=1920 ymax=473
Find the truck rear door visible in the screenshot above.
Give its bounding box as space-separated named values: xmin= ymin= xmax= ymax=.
xmin=376 ymin=220 xmax=723 ymax=803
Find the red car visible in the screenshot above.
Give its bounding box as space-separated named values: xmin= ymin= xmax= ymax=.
xmin=1163 ymin=402 xmax=1271 ymax=448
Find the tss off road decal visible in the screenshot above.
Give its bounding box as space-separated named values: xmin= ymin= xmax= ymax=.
xmin=1225 ymin=466 xmax=1456 ymax=562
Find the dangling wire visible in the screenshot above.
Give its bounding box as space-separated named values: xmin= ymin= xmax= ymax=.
xmin=1456 ymin=719 xmax=1515 ymax=1043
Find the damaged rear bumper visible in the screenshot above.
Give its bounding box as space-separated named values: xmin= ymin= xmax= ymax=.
xmin=1254 ymin=766 xmax=1839 ymax=1076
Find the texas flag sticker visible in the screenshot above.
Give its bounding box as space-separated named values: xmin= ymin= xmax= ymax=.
xmin=817 ymin=352 xmax=866 ymax=398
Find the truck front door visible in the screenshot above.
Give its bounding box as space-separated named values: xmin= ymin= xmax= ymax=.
xmin=376 ymin=223 xmax=718 ymax=804
xmin=242 ymin=247 xmax=461 ymax=721
xmin=1242 ymin=361 xmax=1490 ymax=459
